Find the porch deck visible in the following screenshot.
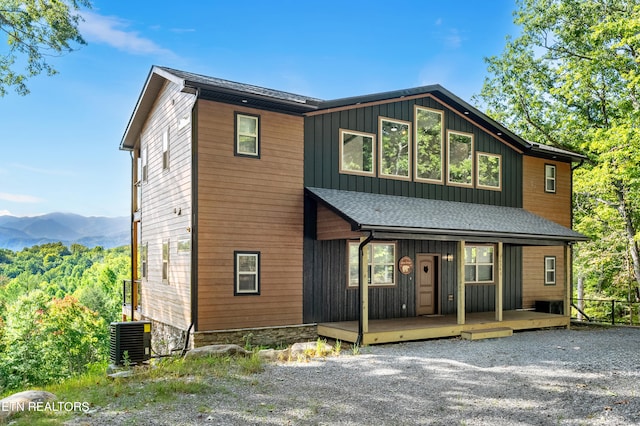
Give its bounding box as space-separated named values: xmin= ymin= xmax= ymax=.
xmin=318 ymin=310 xmax=569 ymax=345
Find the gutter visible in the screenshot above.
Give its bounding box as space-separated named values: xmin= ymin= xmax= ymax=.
xmin=356 ymin=231 xmax=375 ymax=347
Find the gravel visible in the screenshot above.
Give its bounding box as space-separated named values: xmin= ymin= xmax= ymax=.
xmin=70 ymin=325 xmax=640 ymax=425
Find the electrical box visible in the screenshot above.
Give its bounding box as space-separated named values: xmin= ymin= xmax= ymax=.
xmin=110 ymin=321 xmax=152 ymax=366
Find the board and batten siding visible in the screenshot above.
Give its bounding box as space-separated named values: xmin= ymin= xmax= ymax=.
xmin=303 ymin=96 xmax=522 ymax=207
xmin=196 ymin=100 xmax=304 ymax=331
xmin=522 ymin=155 xmax=572 ymax=308
xmin=139 ymin=80 xmax=194 ymax=331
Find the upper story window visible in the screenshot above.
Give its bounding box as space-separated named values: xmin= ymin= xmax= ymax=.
xmin=414 ymin=106 xmax=444 ymax=183
xmin=140 ymin=242 xmax=148 ymax=280
xmin=545 ymin=164 xmax=556 ymax=193
xmin=340 ymin=129 xmax=375 ymax=176
xmin=477 ymin=152 xmax=502 ymax=190
xmin=465 ymin=245 xmax=494 ymax=284
xmin=162 ymin=128 xmax=170 ymax=171
xmin=447 ymin=131 xmax=474 ymax=187
xmin=235 ymin=251 xmax=260 ymax=295
xmin=545 ymin=256 xmax=556 ymax=285
xmin=379 ymin=117 xmax=411 ymax=180
xmin=235 ymin=113 xmax=260 ymax=158
xmin=347 ymin=241 xmax=397 ymax=288
xmin=141 ymin=145 xmax=148 ymax=182
xmin=162 ymin=240 xmax=170 ymax=284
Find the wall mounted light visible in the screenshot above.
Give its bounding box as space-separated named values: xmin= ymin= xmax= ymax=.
xmin=444 ymin=253 xmax=453 ymax=262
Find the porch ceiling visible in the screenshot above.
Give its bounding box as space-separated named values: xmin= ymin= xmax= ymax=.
xmin=306 ymin=187 xmax=588 ymax=245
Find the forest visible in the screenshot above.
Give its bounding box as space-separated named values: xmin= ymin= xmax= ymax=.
xmin=0 ymin=243 xmax=129 ymax=392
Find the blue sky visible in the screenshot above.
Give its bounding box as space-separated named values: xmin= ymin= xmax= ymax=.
xmin=0 ymin=0 xmax=518 ymax=217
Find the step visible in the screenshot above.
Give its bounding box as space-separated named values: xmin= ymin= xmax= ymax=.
xmin=461 ymin=327 xmax=513 ymax=341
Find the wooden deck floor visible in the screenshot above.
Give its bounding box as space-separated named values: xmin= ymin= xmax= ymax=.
xmin=318 ymin=310 xmax=569 ymax=345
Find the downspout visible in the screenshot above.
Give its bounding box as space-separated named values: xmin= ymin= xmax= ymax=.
xmin=190 ymin=89 xmax=200 ymax=333
xmin=570 ymin=158 xmax=585 ymax=317
xmin=129 ymin=150 xmax=135 ymax=322
xmin=356 ymin=231 xmax=375 ymax=346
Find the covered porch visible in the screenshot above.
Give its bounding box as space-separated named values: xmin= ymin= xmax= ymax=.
xmin=318 ymin=310 xmax=569 ymax=345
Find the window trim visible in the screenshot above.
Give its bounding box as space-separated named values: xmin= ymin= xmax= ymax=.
xmin=476 ymin=152 xmax=502 ymax=191
xmin=414 ymin=105 xmax=444 ymax=184
xmin=545 ymin=164 xmax=557 ymax=193
xmin=339 ymin=128 xmax=376 ymax=177
xmin=234 ymin=251 xmax=261 ymax=295
xmin=140 ymin=242 xmax=148 ymax=281
xmin=234 ymin=112 xmax=260 ymax=158
xmin=379 ymin=117 xmax=412 ymax=181
xmin=464 ymin=244 xmax=495 ymax=285
xmin=545 ymin=256 xmax=557 ymax=285
xmin=162 ymin=127 xmax=170 ymax=171
xmin=141 ymin=145 xmax=148 ymax=182
xmin=162 ymin=240 xmax=170 ymax=284
xmin=347 ymin=241 xmax=397 ymax=288
xmin=447 ymin=130 xmax=475 ymax=188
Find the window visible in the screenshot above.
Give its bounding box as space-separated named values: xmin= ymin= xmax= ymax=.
xmin=545 ymin=164 xmax=556 ymax=193
xmin=465 ymin=245 xmax=494 ymax=283
xmin=340 ymin=129 xmax=375 ymax=176
xmin=235 ymin=251 xmax=260 ymax=294
xmin=235 ymin=113 xmax=260 ymax=157
xmin=477 ymin=152 xmax=502 ymax=190
xmin=545 ymin=256 xmax=556 ymax=285
xmin=348 ymin=241 xmax=396 ymax=287
xmin=177 ymin=238 xmax=191 ymax=253
xmin=379 ymin=117 xmax=411 ymax=180
xmin=162 ymin=240 xmax=169 ymax=284
xmin=447 ymin=131 xmax=474 ymax=187
xmin=178 ymin=113 xmax=190 ymax=131
xmin=414 ymin=106 xmax=444 ymax=183
xmin=141 ymin=145 xmax=148 ymax=182
xmin=140 ymin=242 xmax=148 ymax=280
xmin=162 ymin=128 xmax=169 ymax=170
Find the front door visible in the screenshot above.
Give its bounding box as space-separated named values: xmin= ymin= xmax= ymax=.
xmin=416 ymin=254 xmax=437 ymax=315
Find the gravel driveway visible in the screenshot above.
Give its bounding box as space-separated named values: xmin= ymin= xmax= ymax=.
xmin=76 ymin=325 xmax=640 ymax=425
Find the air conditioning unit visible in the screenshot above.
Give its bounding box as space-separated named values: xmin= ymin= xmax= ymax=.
xmin=110 ymin=321 xmax=152 ymax=366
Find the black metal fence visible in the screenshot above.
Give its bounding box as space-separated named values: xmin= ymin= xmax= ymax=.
xmin=122 ymin=279 xmax=141 ymax=311
xmin=571 ymin=298 xmax=640 ymax=326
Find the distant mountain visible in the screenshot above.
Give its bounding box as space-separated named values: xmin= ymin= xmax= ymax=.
xmin=0 ymin=213 xmax=130 ymax=251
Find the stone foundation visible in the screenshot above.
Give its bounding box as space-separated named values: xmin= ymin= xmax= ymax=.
xmin=193 ymin=324 xmax=318 ymax=348
xmin=138 ymin=315 xmax=191 ymax=356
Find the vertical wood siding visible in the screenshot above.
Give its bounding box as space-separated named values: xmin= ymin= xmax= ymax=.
xmin=304 ymin=96 xmax=522 ymax=207
xmin=196 ymin=100 xmax=304 ymax=331
xmin=139 ymin=80 xmax=194 ymax=330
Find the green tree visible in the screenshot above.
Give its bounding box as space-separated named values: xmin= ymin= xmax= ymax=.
xmin=475 ymin=0 xmax=640 ymax=301
xmin=0 ymin=0 xmax=91 ymax=96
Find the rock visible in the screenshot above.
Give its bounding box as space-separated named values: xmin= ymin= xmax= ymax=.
xmin=185 ymin=344 xmax=250 ymax=359
xmin=0 ymin=390 xmax=57 ymax=420
xmin=257 ymin=348 xmax=290 ymax=362
xmin=108 ymin=370 xmax=135 ymax=379
xmin=290 ymin=341 xmax=333 ymax=359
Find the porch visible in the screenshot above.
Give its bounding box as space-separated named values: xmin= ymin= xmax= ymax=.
xmin=318 ymin=310 xmax=569 ymax=345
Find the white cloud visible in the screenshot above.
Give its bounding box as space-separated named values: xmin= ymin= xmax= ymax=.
xmin=0 ymin=192 xmax=43 ymax=203
xmin=444 ymin=28 xmax=463 ymax=49
xmin=80 ymin=11 xmax=176 ymax=57
xmin=0 ymin=210 xmax=13 ymax=216
xmin=12 ymin=163 xmax=74 ymax=176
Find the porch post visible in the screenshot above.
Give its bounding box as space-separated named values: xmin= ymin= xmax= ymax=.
xmin=457 ymin=240 xmax=466 ymax=325
xmin=495 ymin=241 xmax=503 ymax=322
xmin=360 ymin=236 xmax=370 ymax=335
xmin=565 ymin=244 xmax=572 ymax=321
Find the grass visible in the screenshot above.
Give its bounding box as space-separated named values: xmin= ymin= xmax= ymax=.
xmin=5 ymin=354 xmax=264 ymax=425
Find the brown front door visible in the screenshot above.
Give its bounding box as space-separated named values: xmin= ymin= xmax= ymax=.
xmin=416 ymin=254 xmax=437 ymax=315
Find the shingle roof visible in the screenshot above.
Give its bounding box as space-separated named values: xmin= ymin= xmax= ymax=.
xmin=306 ymin=187 xmax=587 ymax=243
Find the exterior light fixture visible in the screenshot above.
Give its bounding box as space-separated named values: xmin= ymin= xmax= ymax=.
xmin=444 ymin=253 xmax=453 ymax=262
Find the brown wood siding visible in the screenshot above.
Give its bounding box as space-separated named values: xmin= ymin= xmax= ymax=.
xmin=522 ymin=246 xmax=565 ymax=309
xmin=522 ymin=156 xmax=571 ymax=227
xmin=316 ymin=204 xmax=360 ymax=240
xmin=196 ymin=100 xmax=304 ymax=331
xmin=139 ymin=80 xmax=194 ymax=331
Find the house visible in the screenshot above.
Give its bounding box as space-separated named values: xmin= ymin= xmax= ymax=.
xmin=119 ymin=66 xmax=587 ymax=350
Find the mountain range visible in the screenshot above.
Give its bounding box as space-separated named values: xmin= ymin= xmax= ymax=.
xmin=0 ymin=213 xmax=130 ymax=251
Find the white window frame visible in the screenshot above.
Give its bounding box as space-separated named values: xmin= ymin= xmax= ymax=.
xmin=162 ymin=128 xmax=170 ymax=171
xmin=447 ymin=130 xmax=474 ymax=188
xmin=140 ymin=242 xmax=148 ymax=281
xmin=141 ymin=145 xmax=148 ymax=182
xmin=545 ymin=164 xmax=557 ymax=193
xmin=414 ymin=106 xmax=444 ymax=184
xmin=347 ymin=241 xmax=397 ymax=288
xmin=177 ymin=237 xmax=191 ymax=254
xmin=235 ymin=251 xmax=260 ymax=295
xmin=545 ymin=256 xmax=557 ymax=285
xmin=162 ymin=240 xmax=169 ymax=284
xmin=339 ymin=129 xmax=376 ymax=176
xmin=464 ymin=245 xmax=495 ymax=284
xmin=235 ymin=113 xmax=260 ymax=158
xmin=476 ymin=152 xmax=502 ymax=191
xmin=379 ymin=117 xmax=412 ymax=181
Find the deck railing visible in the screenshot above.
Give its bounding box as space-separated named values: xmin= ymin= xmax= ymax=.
xmin=122 ymin=280 xmax=142 ymax=318
xmin=571 ymin=298 xmax=640 ymax=326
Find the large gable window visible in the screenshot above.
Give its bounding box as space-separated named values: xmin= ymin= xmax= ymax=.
xmin=414 ymin=106 xmax=444 ymax=183
xmin=379 ymin=118 xmax=411 ymax=180
xmin=348 ymin=241 xmax=396 ymax=287
xmin=465 ymin=245 xmax=494 ymax=284
xmin=340 ymin=129 xmax=375 ymax=176
xmin=477 ymin=152 xmax=502 ymax=190
xmin=447 ymin=131 xmax=474 ymax=187
xmin=235 ymin=113 xmax=260 ymax=157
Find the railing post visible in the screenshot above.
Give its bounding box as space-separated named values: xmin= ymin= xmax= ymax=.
xmin=611 ymin=300 xmax=615 ymax=325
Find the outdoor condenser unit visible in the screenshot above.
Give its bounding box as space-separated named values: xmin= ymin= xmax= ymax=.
xmin=110 ymin=321 xmax=152 ymax=366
